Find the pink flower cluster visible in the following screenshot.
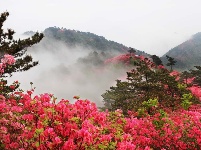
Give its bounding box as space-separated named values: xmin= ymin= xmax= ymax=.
xmin=169 ymin=70 xmax=180 ymax=81
xmin=1 ymin=90 xmax=201 ymax=149
xmin=104 ymin=54 xmax=132 ymax=64
xmin=189 ymin=86 xmax=201 ymax=101
xmin=0 ymin=54 xmax=15 ymax=75
xmin=186 ymin=77 xmax=195 ymax=84
xmin=1 ymin=54 xmax=16 ymax=65
xmin=169 ymin=70 xmax=180 ymax=77
xmin=104 ymin=54 xmax=149 ymax=65
xmin=104 ymin=54 xmax=158 ymax=69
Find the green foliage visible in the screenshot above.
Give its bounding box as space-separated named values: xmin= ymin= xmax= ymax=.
xmin=159 ymin=109 xmax=167 ymax=118
xmin=136 ymin=98 xmax=159 ymax=117
xmin=177 ymin=83 xmax=187 ymax=90
xmin=142 ymin=98 xmax=158 ymax=115
xmin=142 ymin=98 xmax=159 ymax=109
xmin=98 ymin=141 xmax=117 ymax=149
xmin=0 ymin=11 xmax=44 ymax=77
xmin=70 ymin=117 xmax=81 ymax=124
xmin=153 ymin=109 xmax=168 ymax=130
xmin=181 ymin=93 xmax=193 ymax=110
xmin=137 ymin=108 xmax=146 ymax=118
xmin=35 ymin=128 xmax=44 ymax=137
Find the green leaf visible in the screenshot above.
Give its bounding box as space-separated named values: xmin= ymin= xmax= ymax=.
xmin=35 ymin=128 xmax=44 ymax=134
xmin=35 ymin=142 xmax=40 ymax=147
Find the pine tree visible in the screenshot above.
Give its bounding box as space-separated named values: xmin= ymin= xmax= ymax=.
xmin=0 ymin=11 xmax=44 ymax=77
xmin=151 ymin=55 xmax=163 ymax=66
xmin=102 ymin=58 xmax=192 ymax=115
xmin=166 ymin=55 xmax=177 ymax=71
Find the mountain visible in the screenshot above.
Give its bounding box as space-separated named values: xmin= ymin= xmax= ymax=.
xmin=18 ymin=27 xmax=150 ymax=105
xmin=24 ymin=27 xmax=150 ymax=56
xmin=161 ymin=32 xmax=201 ymax=71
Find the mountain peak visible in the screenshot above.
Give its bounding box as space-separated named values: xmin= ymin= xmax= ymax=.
xmin=192 ymin=32 xmax=201 ymax=40
xmin=162 ymin=32 xmax=201 ymax=71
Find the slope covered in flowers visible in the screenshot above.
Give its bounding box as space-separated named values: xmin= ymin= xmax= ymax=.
xmin=1 ymin=91 xmax=201 ymax=149
xmin=1 ymin=53 xmax=201 ymax=149
xmin=104 ymin=54 xmax=145 ymax=64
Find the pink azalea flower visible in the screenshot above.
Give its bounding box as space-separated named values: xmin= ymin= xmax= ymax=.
xmin=1 ymin=54 xmax=15 ymax=65
xmin=9 ymin=85 xmax=15 ymax=90
xmin=158 ymin=65 xmax=165 ymax=69
xmin=0 ymin=126 xmax=7 ymax=134
xmin=170 ymin=70 xmax=180 ymax=76
xmin=11 ymin=106 xmax=22 ymax=113
xmin=9 ymin=142 xmax=19 ymax=149
xmin=54 ymin=137 xmax=62 ymax=144
xmin=63 ymin=139 xmax=76 ymax=149
xmin=22 ymin=114 xmax=34 ymax=121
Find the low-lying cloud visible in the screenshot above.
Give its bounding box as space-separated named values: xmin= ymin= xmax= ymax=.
xmin=7 ymin=36 xmax=128 ymax=107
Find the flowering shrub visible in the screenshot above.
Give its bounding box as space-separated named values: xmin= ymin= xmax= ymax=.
xmin=0 ymin=54 xmax=20 ymax=96
xmin=0 ymin=89 xmax=201 ymax=149
xmin=189 ymin=86 xmax=201 ymax=100
xmin=0 ymin=54 xmax=15 ymax=75
xmin=104 ymin=54 xmax=154 ymax=68
xmin=104 ymin=54 xmax=133 ymax=64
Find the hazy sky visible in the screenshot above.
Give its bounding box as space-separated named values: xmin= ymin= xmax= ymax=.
xmin=1 ymin=0 xmax=201 ymax=56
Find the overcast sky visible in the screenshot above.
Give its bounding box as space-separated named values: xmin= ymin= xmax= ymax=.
xmin=1 ymin=0 xmax=201 ymax=56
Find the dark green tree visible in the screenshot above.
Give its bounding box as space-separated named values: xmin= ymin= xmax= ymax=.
xmin=151 ymin=55 xmax=163 ymax=66
xmin=128 ymin=47 xmax=136 ymax=56
xmin=0 ymin=11 xmax=43 ymax=97
xmin=0 ymin=11 xmax=44 ymax=77
xmin=102 ymin=58 xmax=196 ymax=115
xmin=166 ymin=55 xmax=177 ymax=71
xmin=190 ymin=66 xmax=201 ymax=86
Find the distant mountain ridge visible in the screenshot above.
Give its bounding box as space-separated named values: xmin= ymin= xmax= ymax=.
xmin=24 ymin=27 xmax=150 ymax=56
xmin=24 ymin=29 xmax=201 ymax=71
xmin=161 ymin=32 xmax=201 ymax=71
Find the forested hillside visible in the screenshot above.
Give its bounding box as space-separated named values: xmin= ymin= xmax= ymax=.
xmin=24 ymin=27 xmax=150 ymax=56
xmin=161 ymin=32 xmax=201 ymax=71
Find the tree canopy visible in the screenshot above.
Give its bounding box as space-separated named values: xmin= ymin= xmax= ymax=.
xmin=102 ymin=56 xmax=198 ymax=115
xmin=0 ymin=11 xmax=44 ymax=77
xmin=151 ymin=55 xmax=163 ymax=66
